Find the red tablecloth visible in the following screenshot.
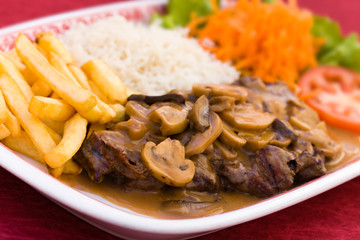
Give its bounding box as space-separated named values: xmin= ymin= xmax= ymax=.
xmin=0 ymin=1 xmax=359 ymax=239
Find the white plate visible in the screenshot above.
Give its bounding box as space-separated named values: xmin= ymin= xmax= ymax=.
xmin=1 ymin=0 xmax=360 ymax=239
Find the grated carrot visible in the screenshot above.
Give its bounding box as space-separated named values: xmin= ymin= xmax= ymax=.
xmin=188 ymin=0 xmax=321 ymax=89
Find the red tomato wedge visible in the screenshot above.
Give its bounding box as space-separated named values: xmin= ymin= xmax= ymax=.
xmin=299 ymin=66 xmax=360 ymax=135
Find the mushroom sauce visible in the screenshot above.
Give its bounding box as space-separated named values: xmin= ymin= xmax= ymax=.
xmin=60 ymin=126 xmax=360 ymax=219
xmin=61 ymin=78 xmax=360 ymax=219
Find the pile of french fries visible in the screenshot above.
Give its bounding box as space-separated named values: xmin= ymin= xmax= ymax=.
xmin=0 ymin=32 xmax=133 ymax=177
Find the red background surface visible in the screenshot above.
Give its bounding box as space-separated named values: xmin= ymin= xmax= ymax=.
xmin=0 ymin=0 xmax=359 ymax=239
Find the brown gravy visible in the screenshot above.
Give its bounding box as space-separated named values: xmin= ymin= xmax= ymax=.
xmin=59 ymin=126 xmax=360 ymax=219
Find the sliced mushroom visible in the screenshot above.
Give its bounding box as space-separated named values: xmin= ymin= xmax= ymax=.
xmin=220 ymin=104 xmax=275 ymax=131
xmin=300 ymin=123 xmax=342 ymax=159
xmin=150 ymin=105 xmax=188 ymax=136
xmin=288 ymin=103 xmax=320 ymax=130
xmin=141 ymin=138 xmax=195 ymax=187
xmin=192 ymin=83 xmax=248 ymax=102
xmin=189 ymin=95 xmax=210 ymax=132
xmin=209 ymin=96 xmax=235 ymax=112
xmin=244 ymin=129 xmax=275 ymax=152
xmin=125 ymin=101 xmax=150 ymax=120
xmin=219 ymin=121 xmax=246 ymax=149
xmin=185 ymin=111 xmax=223 ymax=157
xmin=127 ymin=93 xmax=185 ymax=105
xmin=114 ymin=118 xmax=149 ymax=140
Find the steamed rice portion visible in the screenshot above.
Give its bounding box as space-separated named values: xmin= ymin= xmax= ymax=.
xmin=59 ymin=16 xmax=239 ymax=95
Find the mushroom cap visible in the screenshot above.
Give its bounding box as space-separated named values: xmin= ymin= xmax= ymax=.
xmin=141 ymin=138 xmax=195 ymax=187
xmin=150 ymin=105 xmax=189 ymax=136
xmin=185 ymin=111 xmax=223 ymax=157
xmin=219 ymin=121 xmax=246 ymax=149
xmin=192 ymin=83 xmax=248 ymax=102
xmin=220 ymin=104 xmax=275 ymax=131
xmin=189 ymin=95 xmax=210 ymax=132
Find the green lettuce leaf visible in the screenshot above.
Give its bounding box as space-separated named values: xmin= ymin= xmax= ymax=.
xmin=312 ymin=15 xmax=360 ymax=72
xmin=151 ymin=0 xmax=218 ymax=29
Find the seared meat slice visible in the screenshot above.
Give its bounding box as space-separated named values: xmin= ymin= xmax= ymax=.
xmin=270 ymin=118 xmax=298 ymax=147
xmin=218 ymin=145 xmax=297 ymax=197
xmin=290 ymin=138 xmax=326 ymax=181
xmin=185 ymin=154 xmax=219 ymax=193
xmin=296 ymin=150 xmax=326 ymax=182
xmin=73 ymin=130 xmax=147 ymax=183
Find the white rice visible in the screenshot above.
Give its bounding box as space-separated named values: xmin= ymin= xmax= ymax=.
xmin=59 ymin=16 xmax=239 ymax=95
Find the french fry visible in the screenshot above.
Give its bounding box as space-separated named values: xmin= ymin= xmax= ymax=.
xmin=5 ymin=49 xmax=26 ymax=71
xmin=67 ymin=63 xmax=91 ymax=90
xmin=49 ymin=52 xmax=80 ymax=86
xmin=48 ymin=160 xmax=82 ymax=177
xmin=88 ymin=80 xmax=111 ymax=103
xmin=82 ymin=59 xmax=127 ymax=104
xmin=41 ymin=119 xmax=64 ymax=135
xmin=31 ymin=80 xmax=52 ymax=97
xmin=97 ymin=101 xmax=116 ymax=124
xmin=0 ymin=74 xmax=56 ymax=156
xmin=0 ymin=123 xmax=10 ymax=140
xmin=44 ymin=113 xmax=88 ymax=168
xmin=62 ymin=160 xmax=82 ymax=175
xmin=66 ymin=62 xmax=116 ymax=123
xmin=29 ymin=96 xmax=75 ymax=121
xmin=78 ymin=104 xmax=102 ymax=123
xmin=1 ymin=130 xmax=44 ymax=163
xmin=43 ymin=123 xmax=62 ymax=144
xmin=35 ymin=32 xmax=74 ymax=64
xmin=49 ymin=91 xmax=61 ymax=99
xmin=4 ymin=108 xmax=21 ymax=137
xmin=0 ymin=51 xmax=33 ymax=102
xmin=0 ymin=90 xmax=9 ymax=123
xmin=47 ymin=165 xmax=64 ymax=177
xmin=22 ymin=67 xmax=38 ymax=85
xmin=110 ymin=103 xmax=126 ymax=122
xmin=15 ymin=33 xmax=97 ymax=113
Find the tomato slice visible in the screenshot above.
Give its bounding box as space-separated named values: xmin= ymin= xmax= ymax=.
xmin=299 ymin=66 xmax=360 ymax=135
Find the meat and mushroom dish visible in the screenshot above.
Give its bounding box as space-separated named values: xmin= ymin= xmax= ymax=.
xmin=73 ymin=77 xmax=343 ymax=217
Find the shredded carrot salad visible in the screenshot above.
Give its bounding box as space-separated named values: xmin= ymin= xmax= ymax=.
xmin=188 ymin=0 xmax=322 ymax=88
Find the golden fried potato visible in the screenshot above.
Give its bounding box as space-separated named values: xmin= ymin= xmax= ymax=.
xmin=109 ymin=103 xmax=126 ymax=122
xmin=0 ymin=51 xmax=33 ymax=102
xmin=1 ymin=130 xmax=44 ymax=163
xmin=48 ymin=159 xmax=82 ymax=177
xmin=15 ymin=33 xmax=97 ymax=113
xmin=78 ymin=104 xmax=103 ymax=123
xmin=0 ymin=74 xmax=56 ymax=156
xmin=35 ymin=32 xmax=74 ymax=64
xmin=5 ymin=48 xmax=26 ymax=71
xmin=82 ymin=59 xmax=127 ymax=104
xmin=31 ymin=80 xmax=52 ymax=97
xmin=44 ymin=113 xmax=88 ymax=168
xmin=22 ymin=67 xmax=39 ymax=85
xmin=49 ymin=52 xmax=80 ymax=86
xmin=29 ymin=96 xmax=75 ymax=121
xmin=0 ymin=90 xmax=9 ymax=123
xmin=0 ymin=123 xmax=10 ymax=140
xmin=67 ymin=63 xmax=91 ymax=90
xmin=4 ymin=108 xmax=21 ymax=137
xmin=41 ymin=119 xmax=64 ymax=135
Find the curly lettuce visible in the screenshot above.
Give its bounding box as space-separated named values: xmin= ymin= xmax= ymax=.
xmin=151 ymin=0 xmax=219 ymax=29
xmin=312 ymin=16 xmax=360 ymax=72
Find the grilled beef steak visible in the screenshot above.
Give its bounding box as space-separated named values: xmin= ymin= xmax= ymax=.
xmin=74 ymin=77 xmax=341 ymax=202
